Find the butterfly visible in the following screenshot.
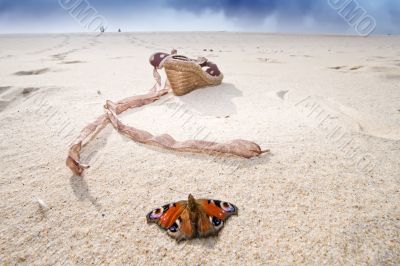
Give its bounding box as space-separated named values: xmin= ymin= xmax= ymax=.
xmin=146 ymin=194 xmax=238 ymax=241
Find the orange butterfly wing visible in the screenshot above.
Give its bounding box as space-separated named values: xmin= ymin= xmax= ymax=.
xmin=173 ymin=208 xmax=195 ymax=240
xmin=147 ymin=201 xmax=186 ymax=228
xmin=147 ymin=201 xmax=195 ymax=240
xmin=196 ymin=199 xmax=238 ymax=220
xmin=195 ymin=199 xmax=238 ymax=237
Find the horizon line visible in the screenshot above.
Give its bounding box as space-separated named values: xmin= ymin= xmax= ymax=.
xmin=0 ymin=30 xmax=398 ymax=37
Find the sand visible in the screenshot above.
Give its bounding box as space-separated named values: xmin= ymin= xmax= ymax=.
xmin=0 ymin=32 xmax=399 ymax=265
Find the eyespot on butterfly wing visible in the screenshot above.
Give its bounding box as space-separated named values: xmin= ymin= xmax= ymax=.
xmin=195 ymin=198 xmax=238 ymax=237
xmin=146 ymin=201 xmax=186 ymax=229
xmin=146 ymin=200 xmax=195 ymax=241
xmin=196 ymin=199 xmax=238 ymax=220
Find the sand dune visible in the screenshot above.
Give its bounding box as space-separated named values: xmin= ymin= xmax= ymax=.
xmin=0 ymin=33 xmax=399 ymax=264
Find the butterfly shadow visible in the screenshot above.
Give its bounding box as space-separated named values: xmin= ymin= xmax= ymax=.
xmin=174 ymin=236 xmax=220 ymax=249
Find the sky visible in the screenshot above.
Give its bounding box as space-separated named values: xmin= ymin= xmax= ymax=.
xmin=0 ymin=0 xmax=399 ymax=34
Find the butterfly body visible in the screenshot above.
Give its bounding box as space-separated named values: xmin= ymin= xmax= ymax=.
xmin=146 ymin=194 xmax=238 ymax=241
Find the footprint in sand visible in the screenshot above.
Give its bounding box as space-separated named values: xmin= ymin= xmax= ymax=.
xmin=369 ymin=66 xmax=393 ymax=72
xmin=384 ymin=74 xmax=400 ymax=80
xmin=13 ymin=68 xmax=50 ymax=76
xmin=52 ymin=52 xmax=69 ymax=61
xmin=349 ymin=66 xmax=363 ymax=71
xmin=0 ymin=87 xmax=41 ymax=112
xmin=308 ymin=96 xmax=400 ymax=140
xmin=257 ymin=58 xmax=281 ymax=63
xmin=27 ymin=35 xmax=70 ymax=55
xmin=21 ymin=87 xmax=40 ymax=95
xmin=276 ymin=90 xmax=289 ymax=100
xmin=60 ymin=60 xmax=86 ymax=64
xmin=367 ymin=66 xmax=400 ymax=80
xmin=0 ymin=54 xmax=14 ymax=60
xmin=290 ymin=54 xmax=313 ymax=58
xmin=329 ymin=66 xmax=346 ymax=70
xmin=51 ymin=49 xmax=80 ymax=61
xmin=0 ymin=86 xmax=12 ymax=94
xmin=328 ymin=65 xmax=364 ymax=71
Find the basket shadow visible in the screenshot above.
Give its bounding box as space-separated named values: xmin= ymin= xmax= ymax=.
xmin=176 ymin=82 xmax=242 ymax=117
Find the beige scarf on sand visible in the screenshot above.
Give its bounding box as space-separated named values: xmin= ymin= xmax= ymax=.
xmin=66 ymin=51 xmax=268 ymax=176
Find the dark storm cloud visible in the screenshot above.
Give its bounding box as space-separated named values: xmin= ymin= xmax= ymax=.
xmin=0 ymin=0 xmax=399 ymax=33
xmin=388 ymin=1 xmax=400 ymax=24
xmin=0 ymin=0 xmax=336 ymax=19
xmin=165 ymin=0 xmax=316 ymax=20
xmin=165 ymin=0 xmax=399 ymax=33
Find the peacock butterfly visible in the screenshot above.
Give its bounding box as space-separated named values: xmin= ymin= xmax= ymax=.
xmin=146 ymin=194 xmax=238 ymax=241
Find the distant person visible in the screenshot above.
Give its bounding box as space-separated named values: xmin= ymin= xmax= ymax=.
xmin=118 ymin=28 xmax=122 ymax=33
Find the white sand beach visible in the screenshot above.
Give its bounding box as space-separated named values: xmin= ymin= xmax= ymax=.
xmin=0 ymin=32 xmax=399 ymax=264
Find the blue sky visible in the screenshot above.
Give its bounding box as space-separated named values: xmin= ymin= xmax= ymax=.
xmin=0 ymin=0 xmax=399 ymax=34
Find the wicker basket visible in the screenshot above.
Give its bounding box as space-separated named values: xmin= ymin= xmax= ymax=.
xmin=163 ymin=58 xmax=223 ymax=96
